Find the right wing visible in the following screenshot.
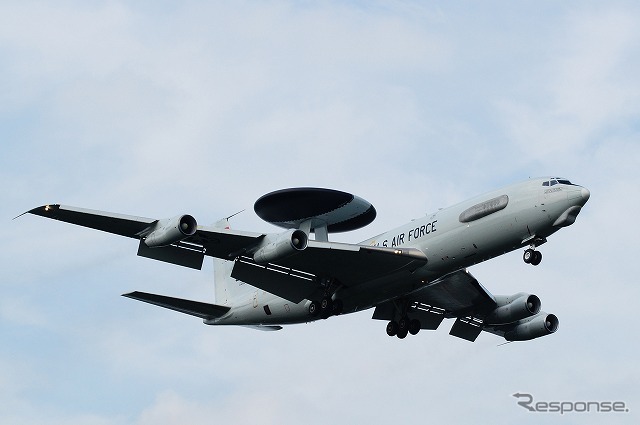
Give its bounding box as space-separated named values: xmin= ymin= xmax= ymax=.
xmin=25 ymin=204 xmax=428 ymax=302
xmin=25 ymin=204 xmax=265 ymax=269
xmin=25 ymin=204 xmax=156 ymax=237
xmin=230 ymin=242 xmax=428 ymax=303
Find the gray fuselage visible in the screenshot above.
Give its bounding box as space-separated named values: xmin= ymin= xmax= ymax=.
xmin=210 ymin=177 xmax=589 ymax=326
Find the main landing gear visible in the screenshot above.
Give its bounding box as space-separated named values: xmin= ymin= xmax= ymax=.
xmin=523 ymin=248 xmax=542 ymax=266
xmin=386 ymin=317 xmax=421 ymax=339
xmin=308 ymin=296 xmax=343 ymax=319
xmin=308 ymin=276 xmax=344 ymax=319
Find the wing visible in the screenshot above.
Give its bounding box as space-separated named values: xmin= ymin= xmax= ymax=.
xmin=25 ymin=204 xmax=265 ymax=269
xmin=230 ymin=242 xmax=428 ymax=303
xmin=25 ymin=203 xmax=425 ymax=293
xmin=372 ymin=270 xmax=556 ymax=342
xmin=26 ymin=204 xmax=156 ymax=237
xmin=26 ymin=204 xmax=428 ymax=302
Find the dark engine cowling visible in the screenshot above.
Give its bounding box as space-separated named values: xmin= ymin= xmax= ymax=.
xmin=253 ymin=229 xmax=308 ymax=263
xmin=144 ymin=215 xmax=198 ymax=247
xmin=485 ymin=293 xmax=541 ymax=324
xmin=504 ymin=313 xmax=559 ymax=341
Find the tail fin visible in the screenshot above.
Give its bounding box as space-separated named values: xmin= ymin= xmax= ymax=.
xmin=212 ymin=217 xmax=253 ymax=306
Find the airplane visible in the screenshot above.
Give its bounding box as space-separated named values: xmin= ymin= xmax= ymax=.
xmin=23 ymin=177 xmax=590 ymax=342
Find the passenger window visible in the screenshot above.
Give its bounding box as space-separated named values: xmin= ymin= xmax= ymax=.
xmin=550 ymin=180 xmax=557 ymax=186
xmin=543 ymin=181 xmax=549 ymax=186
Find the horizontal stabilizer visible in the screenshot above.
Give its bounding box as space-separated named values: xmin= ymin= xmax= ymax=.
xmin=122 ymin=291 xmax=230 ymax=319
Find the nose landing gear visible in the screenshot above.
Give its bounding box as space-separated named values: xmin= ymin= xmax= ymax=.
xmin=523 ymin=248 xmax=542 ymax=266
xmin=522 ymin=235 xmax=546 ymax=266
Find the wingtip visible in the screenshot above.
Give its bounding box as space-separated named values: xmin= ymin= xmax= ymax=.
xmin=12 ymin=211 xmax=28 ymax=220
xmin=19 ymin=204 xmax=61 ymax=219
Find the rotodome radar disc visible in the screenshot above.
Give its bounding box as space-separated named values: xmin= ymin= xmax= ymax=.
xmin=254 ymin=188 xmax=376 ymax=233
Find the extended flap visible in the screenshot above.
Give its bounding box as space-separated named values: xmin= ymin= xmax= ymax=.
xmin=137 ymin=240 xmax=204 ymax=270
xmin=231 ymin=257 xmax=318 ymax=303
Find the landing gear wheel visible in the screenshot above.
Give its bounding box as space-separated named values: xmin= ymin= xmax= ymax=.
xmin=531 ymin=250 xmax=542 ymax=266
xmin=397 ymin=328 xmax=408 ymax=339
xmin=319 ymin=297 xmax=333 ymax=319
xmin=308 ymin=301 xmax=320 ymax=316
xmin=523 ymin=249 xmax=535 ymax=264
xmin=409 ymin=319 xmax=421 ymax=335
xmin=398 ymin=317 xmax=410 ymax=333
xmin=386 ymin=321 xmax=398 ymax=337
xmin=331 ymin=299 xmax=344 ymax=315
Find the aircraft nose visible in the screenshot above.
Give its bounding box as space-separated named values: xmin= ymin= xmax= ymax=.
xmin=581 ymin=187 xmax=590 ymax=203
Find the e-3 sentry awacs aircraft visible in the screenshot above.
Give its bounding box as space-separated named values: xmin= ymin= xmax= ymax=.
xmin=24 ymin=177 xmax=589 ymax=342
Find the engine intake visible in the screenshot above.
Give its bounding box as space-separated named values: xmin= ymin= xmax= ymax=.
xmin=144 ymin=214 xmax=198 ymax=247
xmin=253 ymin=229 xmax=308 ymax=263
xmin=504 ymin=313 xmax=559 ymax=341
xmin=485 ymin=293 xmax=541 ymax=324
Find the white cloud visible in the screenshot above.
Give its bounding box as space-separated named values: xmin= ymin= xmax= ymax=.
xmin=1 ymin=1 xmax=639 ymax=425
xmin=495 ymin=6 xmax=640 ymax=160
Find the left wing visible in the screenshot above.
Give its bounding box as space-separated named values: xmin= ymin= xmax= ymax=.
xmin=373 ymin=270 xmax=558 ymax=342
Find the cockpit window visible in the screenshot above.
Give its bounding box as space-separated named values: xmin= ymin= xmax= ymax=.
xmin=543 ymin=178 xmax=574 ymax=186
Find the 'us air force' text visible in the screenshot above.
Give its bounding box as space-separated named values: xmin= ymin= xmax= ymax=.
xmin=373 ymin=220 xmax=438 ymax=247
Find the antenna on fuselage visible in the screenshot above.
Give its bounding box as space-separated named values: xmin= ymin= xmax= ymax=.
xmin=225 ymin=209 xmax=245 ymax=220
xmin=213 ymin=210 xmax=245 ymax=229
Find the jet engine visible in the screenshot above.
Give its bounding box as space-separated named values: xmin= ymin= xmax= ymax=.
xmin=485 ymin=293 xmax=541 ymax=324
xmin=253 ymin=229 xmax=308 ymax=263
xmin=144 ymin=215 xmax=198 ymax=248
xmin=504 ymin=313 xmax=559 ymax=341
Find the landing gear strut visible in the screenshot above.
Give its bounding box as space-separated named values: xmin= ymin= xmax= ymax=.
xmin=385 ymin=299 xmax=422 ymax=339
xmin=522 ymin=236 xmax=546 ymax=266
xmin=309 ymin=297 xmax=340 ymax=319
xmin=308 ymin=276 xmax=344 ymax=319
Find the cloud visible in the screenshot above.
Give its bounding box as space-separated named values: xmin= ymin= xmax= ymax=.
xmin=1 ymin=2 xmax=639 ymax=425
xmin=495 ymin=6 xmax=640 ymax=160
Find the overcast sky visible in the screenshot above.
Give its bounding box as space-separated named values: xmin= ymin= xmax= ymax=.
xmin=1 ymin=1 xmax=639 ymax=424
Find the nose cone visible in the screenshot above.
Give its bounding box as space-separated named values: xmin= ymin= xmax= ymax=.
xmin=581 ymin=187 xmax=590 ymax=203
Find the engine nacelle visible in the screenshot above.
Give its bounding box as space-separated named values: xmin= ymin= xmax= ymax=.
xmin=504 ymin=313 xmax=559 ymax=341
xmin=253 ymin=229 xmax=308 ymax=263
xmin=485 ymin=293 xmax=541 ymax=324
xmin=144 ymin=214 xmax=198 ymax=247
